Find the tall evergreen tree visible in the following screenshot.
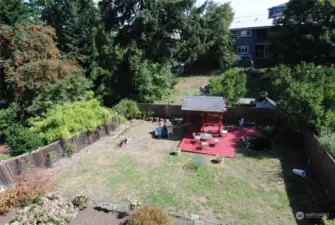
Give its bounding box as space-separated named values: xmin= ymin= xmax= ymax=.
xmin=42 ymin=0 xmax=98 ymax=68
xmin=0 ymin=0 xmax=28 ymax=25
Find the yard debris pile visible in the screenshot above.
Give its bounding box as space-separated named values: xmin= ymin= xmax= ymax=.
xmin=9 ymin=193 xmax=78 ymax=225
xmin=240 ymin=134 xmax=271 ymax=151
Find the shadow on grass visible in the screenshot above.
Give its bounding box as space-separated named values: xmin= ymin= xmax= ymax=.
xmin=237 ymin=131 xmax=329 ymax=225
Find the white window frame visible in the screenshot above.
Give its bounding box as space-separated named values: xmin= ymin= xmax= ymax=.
xmin=237 ymin=30 xmax=252 ymax=37
xmin=255 ymin=43 xmax=270 ymax=59
xmin=237 ymin=46 xmax=249 ymax=55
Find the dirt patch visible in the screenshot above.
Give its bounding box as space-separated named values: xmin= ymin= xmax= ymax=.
xmin=174 ymin=76 xmax=209 ymax=90
xmin=69 ymin=206 xmax=127 ymax=225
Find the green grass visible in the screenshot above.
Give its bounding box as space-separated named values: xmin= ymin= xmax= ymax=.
xmin=0 ymin=153 xmax=11 ymax=161
xmin=56 ymin=148 xmax=295 ymax=224
xmin=157 ymin=88 xmax=201 ymax=104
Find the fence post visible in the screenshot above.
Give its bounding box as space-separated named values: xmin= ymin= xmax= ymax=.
xmin=165 ymin=101 xmax=170 ymax=118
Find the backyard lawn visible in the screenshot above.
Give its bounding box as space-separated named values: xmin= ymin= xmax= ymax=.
xmin=156 ymin=75 xmax=208 ymax=104
xmin=156 ymin=70 xmax=277 ymax=105
xmin=53 ymin=120 xmax=322 ymax=225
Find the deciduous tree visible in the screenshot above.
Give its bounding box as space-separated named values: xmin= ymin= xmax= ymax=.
xmin=270 ymin=0 xmax=335 ymax=65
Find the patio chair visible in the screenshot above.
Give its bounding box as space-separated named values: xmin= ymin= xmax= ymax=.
xmin=192 ymin=132 xmax=201 ymax=143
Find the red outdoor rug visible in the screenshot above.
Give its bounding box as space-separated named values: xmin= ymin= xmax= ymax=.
xmin=178 ymin=126 xmax=256 ymax=158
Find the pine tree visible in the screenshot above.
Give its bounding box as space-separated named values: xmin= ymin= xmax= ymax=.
xmin=42 ymin=0 xmax=98 ymax=68
xmin=0 ymin=0 xmax=28 ymax=25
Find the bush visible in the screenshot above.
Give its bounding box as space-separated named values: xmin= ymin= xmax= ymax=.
xmin=114 ymin=99 xmax=140 ymax=119
xmin=319 ymin=127 xmax=335 ymax=158
xmin=0 ymin=183 xmax=46 ymax=215
xmin=270 ymin=63 xmax=335 ymax=131
xmin=208 ymin=68 xmax=247 ymax=105
xmin=6 ymin=126 xmax=44 ymax=156
xmin=130 ymin=47 xmax=175 ymax=103
xmin=0 ymin=105 xmax=21 ymax=136
xmin=30 ymin=99 xmax=111 ymax=143
xmin=72 ymin=195 xmax=89 ymax=210
xmin=128 ymin=205 xmax=173 ymax=225
xmin=323 ymin=216 xmax=335 ymax=225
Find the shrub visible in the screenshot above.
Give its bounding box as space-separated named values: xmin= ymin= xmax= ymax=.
xmin=114 ymin=99 xmax=140 ymax=119
xmin=6 ymin=126 xmax=44 ymax=156
xmin=319 ymin=127 xmax=335 ymax=158
xmin=323 ymin=216 xmax=335 ymax=225
xmin=208 ymin=68 xmax=247 ymax=105
xmin=270 ymin=63 xmax=335 ymax=131
xmin=0 ymin=105 xmax=21 ymax=136
xmin=128 ymin=205 xmax=173 ymax=225
xmin=30 ymin=99 xmax=111 ymax=143
xmin=0 ymin=184 xmax=46 ymax=215
xmin=72 ymin=195 xmax=89 ymax=210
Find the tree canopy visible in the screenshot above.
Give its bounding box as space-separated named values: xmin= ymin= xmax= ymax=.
xmin=270 ymin=0 xmax=335 ymax=65
xmin=0 ymin=0 xmax=28 ymax=25
xmin=0 ymin=25 xmax=91 ymax=114
xmin=271 ymin=63 xmax=335 ymax=131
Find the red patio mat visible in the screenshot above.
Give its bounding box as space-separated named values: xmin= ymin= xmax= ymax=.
xmin=178 ymin=126 xmax=256 ymax=158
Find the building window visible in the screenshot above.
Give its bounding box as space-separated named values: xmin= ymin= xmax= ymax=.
xmin=237 ymin=30 xmax=252 ymax=37
xmin=256 ymin=44 xmax=270 ymax=58
xmin=237 ymin=46 xmax=249 ymax=55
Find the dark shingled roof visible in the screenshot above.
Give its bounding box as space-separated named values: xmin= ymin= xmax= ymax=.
xmin=182 ymin=96 xmax=225 ymax=113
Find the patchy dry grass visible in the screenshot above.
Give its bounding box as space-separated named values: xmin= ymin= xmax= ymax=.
xmin=157 ymin=75 xmax=209 ymax=104
xmin=55 ymin=121 xmax=298 ymax=225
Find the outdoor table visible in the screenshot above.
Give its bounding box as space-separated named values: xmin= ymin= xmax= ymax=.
xmin=200 ymin=133 xmax=212 ymax=140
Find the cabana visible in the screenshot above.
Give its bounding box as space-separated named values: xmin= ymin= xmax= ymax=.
xmin=178 ymin=96 xmax=255 ymax=157
xmin=182 ymin=96 xmax=226 ymax=136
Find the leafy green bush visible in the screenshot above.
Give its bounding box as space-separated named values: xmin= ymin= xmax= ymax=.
xmin=323 ymin=216 xmax=335 ymax=225
xmin=128 ymin=205 xmax=173 ymax=225
xmin=270 ymin=63 xmax=335 ymax=131
xmin=30 ymin=99 xmax=111 ymax=143
xmin=130 ymin=46 xmax=175 ymax=103
xmin=0 ymin=105 xmax=21 ymax=136
xmin=208 ymin=68 xmax=247 ymax=105
xmin=6 ymin=126 xmax=44 ymax=156
xmin=113 ymin=99 xmax=140 ymax=119
xmin=319 ymin=127 xmax=335 ymax=158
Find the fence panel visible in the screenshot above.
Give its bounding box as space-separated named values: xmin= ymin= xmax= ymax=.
xmin=301 ymin=127 xmax=335 ymax=206
xmin=137 ymin=103 xmax=277 ymax=125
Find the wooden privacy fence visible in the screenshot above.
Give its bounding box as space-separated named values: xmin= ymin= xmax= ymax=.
xmin=137 ymin=103 xmax=277 ymax=125
xmin=301 ymin=127 xmax=335 ymax=206
xmin=0 ymin=115 xmax=122 ymax=187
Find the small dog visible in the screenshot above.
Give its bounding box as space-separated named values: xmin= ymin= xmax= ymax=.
xmin=119 ymin=139 xmax=128 ymax=148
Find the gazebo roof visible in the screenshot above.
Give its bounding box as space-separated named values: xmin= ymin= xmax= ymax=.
xmin=182 ymin=96 xmax=225 ymax=113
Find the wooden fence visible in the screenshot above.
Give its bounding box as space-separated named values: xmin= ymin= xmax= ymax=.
xmin=137 ymin=103 xmax=277 ymax=125
xmin=301 ymin=127 xmax=335 ymax=206
xmin=0 ymin=115 xmax=122 ymax=187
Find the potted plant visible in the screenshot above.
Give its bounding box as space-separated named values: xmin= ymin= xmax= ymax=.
xmin=148 ymin=111 xmax=155 ymax=121
xmin=174 ymin=148 xmax=181 ymax=155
